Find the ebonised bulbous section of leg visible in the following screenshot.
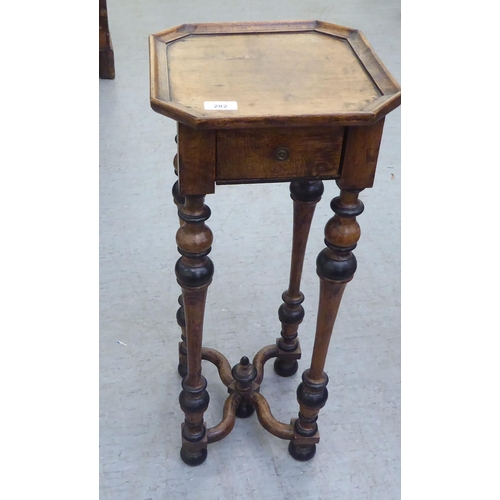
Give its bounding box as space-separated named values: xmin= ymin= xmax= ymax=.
xmin=177 ymin=363 xmax=188 ymax=378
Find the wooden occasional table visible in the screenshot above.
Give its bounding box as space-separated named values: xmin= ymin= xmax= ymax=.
xmin=149 ymin=20 xmax=401 ymax=466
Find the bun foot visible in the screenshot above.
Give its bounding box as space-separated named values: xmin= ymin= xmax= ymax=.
xmin=274 ymin=358 xmax=299 ymax=377
xmin=180 ymin=447 xmax=207 ymax=466
xmin=288 ymin=441 xmax=316 ymax=461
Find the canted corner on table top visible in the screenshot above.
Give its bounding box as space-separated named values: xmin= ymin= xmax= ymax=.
xmin=150 ymin=24 xmax=194 ymax=43
xmin=346 ymin=30 xmax=401 ymax=95
xmin=361 ymin=92 xmax=401 ymax=120
xmin=149 ymin=98 xmax=205 ymax=128
xmin=313 ymin=20 xmax=357 ymax=39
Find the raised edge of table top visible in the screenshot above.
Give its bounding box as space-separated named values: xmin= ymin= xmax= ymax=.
xmin=149 ymin=21 xmax=401 ymax=129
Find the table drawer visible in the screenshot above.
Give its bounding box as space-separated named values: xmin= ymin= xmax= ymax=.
xmin=216 ymin=126 xmax=344 ymax=183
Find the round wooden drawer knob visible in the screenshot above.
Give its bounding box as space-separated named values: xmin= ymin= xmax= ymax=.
xmin=274 ymin=146 xmax=289 ymax=161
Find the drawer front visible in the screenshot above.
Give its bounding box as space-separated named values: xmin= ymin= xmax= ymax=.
xmin=216 ymin=126 xmax=344 ymax=183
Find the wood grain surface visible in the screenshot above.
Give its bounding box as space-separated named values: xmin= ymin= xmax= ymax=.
xmin=149 ymin=21 xmax=401 ymax=129
xmin=216 ymin=126 xmax=343 ymax=183
xmin=167 ymin=32 xmax=380 ymax=120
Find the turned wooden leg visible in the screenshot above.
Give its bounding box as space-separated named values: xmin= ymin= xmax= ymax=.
xmin=175 ymin=292 xmax=187 ymax=378
xmin=274 ymin=180 xmax=324 ymax=377
xmin=175 ymin=195 xmax=214 ymax=466
xmin=289 ymin=184 xmax=363 ymax=461
xmin=172 ymin=148 xmax=188 ymax=378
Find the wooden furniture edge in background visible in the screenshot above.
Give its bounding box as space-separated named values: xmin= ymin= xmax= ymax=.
xmin=99 ymin=0 xmax=115 ymax=79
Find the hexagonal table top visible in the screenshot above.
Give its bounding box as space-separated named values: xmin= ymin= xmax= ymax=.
xmin=149 ymin=21 xmax=400 ymax=129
